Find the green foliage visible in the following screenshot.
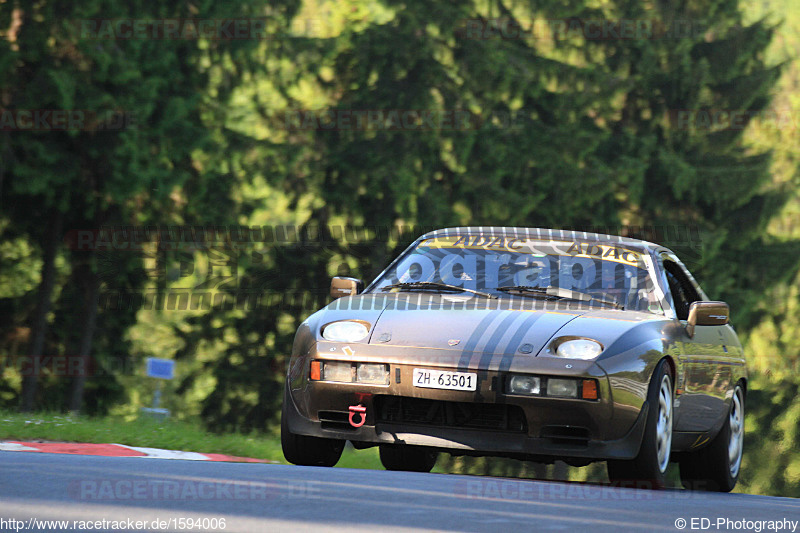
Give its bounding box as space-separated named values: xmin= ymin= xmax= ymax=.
xmin=0 ymin=409 xmax=285 ymax=460
xmin=738 ymin=372 xmax=800 ymax=496
xmin=0 ymin=409 xmax=383 ymax=468
xmin=1 ymin=0 xmax=799 ymax=497
xmin=0 ymin=0 xmax=273 ymax=411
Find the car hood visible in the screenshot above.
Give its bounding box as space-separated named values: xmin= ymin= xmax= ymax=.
xmin=370 ymin=307 xmax=587 ymax=356
xmin=339 ymin=293 xmax=587 ymax=356
xmin=316 ymin=293 xmax=663 ymax=356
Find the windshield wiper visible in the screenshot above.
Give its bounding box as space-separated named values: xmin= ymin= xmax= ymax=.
xmin=495 ymin=285 xmax=622 ymax=309
xmin=381 ymin=281 xmax=497 ymax=299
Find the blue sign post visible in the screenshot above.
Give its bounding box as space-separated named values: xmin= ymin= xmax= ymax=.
xmin=141 ymin=358 xmax=175 ymax=420
xmin=146 ymin=358 xmax=175 ymax=380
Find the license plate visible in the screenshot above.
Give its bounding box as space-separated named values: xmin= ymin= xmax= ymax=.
xmin=413 ymin=369 xmax=477 ymax=391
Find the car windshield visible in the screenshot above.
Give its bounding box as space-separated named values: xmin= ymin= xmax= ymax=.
xmin=368 ymin=234 xmax=664 ymax=313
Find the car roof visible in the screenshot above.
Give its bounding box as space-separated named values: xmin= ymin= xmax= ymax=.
xmin=419 ymin=226 xmax=664 ymax=252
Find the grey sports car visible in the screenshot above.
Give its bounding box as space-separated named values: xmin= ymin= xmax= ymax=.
xmin=282 ymin=227 xmax=746 ymax=491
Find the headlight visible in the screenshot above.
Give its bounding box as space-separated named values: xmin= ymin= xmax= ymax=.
xmin=508 ymin=375 xmax=541 ymax=395
xmin=356 ymin=363 xmax=390 ymax=385
xmin=555 ymin=338 xmax=603 ymax=360
xmin=310 ymin=361 xmax=389 ymax=385
xmin=322 ymin=320 xmax=370 ymax=342
xmin=547 ymin=378 xmax=579 ymax=398
xmin=323 ymin=361 xmax=354 ymax=382
xmin=505 ymin=375 xmax=599 ymax=400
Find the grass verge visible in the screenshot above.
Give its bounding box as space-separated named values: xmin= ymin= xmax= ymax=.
xmin=0 ymin=410 xmax=383 ymax=469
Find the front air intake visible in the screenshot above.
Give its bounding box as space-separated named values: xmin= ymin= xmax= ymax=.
xmin=374 ymin=396 xmax=527 ymax=433
xmin=540 ymin=425 xmax=591 ymax=446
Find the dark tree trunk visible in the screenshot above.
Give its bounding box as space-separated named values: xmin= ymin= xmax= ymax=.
xmin=20 ymin=208 xmax=62 ymax=412
xmin=68 ymin=260 xmax=100 ymax=414
xmin=552 ymin=460 xmax=568 ymax=481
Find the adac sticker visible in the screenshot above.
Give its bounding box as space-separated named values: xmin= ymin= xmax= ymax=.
xmin=563 ymin=241 xmax=642 ymax=266
xmin=421 ymin=236 xmax=642 ymax=266
xmin=421 ymin=235 xmax=524 ymax=252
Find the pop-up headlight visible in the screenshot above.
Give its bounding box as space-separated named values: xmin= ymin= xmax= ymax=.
xmin=322 ymin=321 xmax=370 ymax=343
xmin=554 ymin=338 xmax=603 ymax=360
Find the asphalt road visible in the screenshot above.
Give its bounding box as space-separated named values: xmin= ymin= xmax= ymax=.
xmin=0 ymin=452 xmax=798 ymax=532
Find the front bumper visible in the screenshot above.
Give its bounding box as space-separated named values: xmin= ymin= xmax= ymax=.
xmin=285 ymin=344 xmax=648 ymax=461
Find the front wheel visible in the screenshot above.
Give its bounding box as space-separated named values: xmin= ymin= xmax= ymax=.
xmin=281 ymin=388 xmax=344 ymax=467
xmin=678 ymin=383 xmax=745 ymax=492
xmin=607 ymin=359 xmax=674 ymax=489
xmin=379 ymin=445 xmax=438 ymax=472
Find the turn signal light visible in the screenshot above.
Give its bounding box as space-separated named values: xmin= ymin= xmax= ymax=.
xmin=309 ymin=360 xmax=321 ymax=381
xmin=309 ymin=360 xmax=389 ymax=384
xmin=582 ymin=379 xmax=598 ymax=400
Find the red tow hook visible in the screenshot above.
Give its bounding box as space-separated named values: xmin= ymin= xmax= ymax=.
xmin=348 ymin=404 xmax=367 ymax=428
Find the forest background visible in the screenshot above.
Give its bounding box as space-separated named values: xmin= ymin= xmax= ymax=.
xmin=1 ymin=0 xmax=799 ymax=496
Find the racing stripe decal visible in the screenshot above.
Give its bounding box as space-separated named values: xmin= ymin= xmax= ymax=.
xmin=477 ymin=311 xmax=520 ymax=370
xmin=471 ymin=310 xmax=516 ymax=403
xmin=497 ymin=312 xmax=545 ymax=372
xmin=458 ymin=312 xmax=504 ymax=370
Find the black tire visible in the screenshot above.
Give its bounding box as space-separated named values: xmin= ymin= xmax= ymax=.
xmin=281 ymin=388 xmax=344 ymax=467
xmin=607 ymin=359 xmax=674 ymax=489
xmin=678 ymin=383 xmax=744 ymax=492
xmin=379 ymin=445 xmax=438 ymax=472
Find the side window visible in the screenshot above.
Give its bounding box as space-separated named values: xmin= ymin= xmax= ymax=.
xmin=663 ymin=259 xmax=700 ymax=320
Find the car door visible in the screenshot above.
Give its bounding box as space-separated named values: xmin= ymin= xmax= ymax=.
xmin=661 ymin=253 xmax=732 ymax=433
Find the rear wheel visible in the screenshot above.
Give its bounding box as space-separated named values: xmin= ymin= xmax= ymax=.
xmin=281 ymin=388 xmax=344 ymax=467
xmin=678 ymin=383 xmax=744 ymax=492
xmin=379 ymin=445 xmax=438 ymax=472
xmin=607 ymin=359 xmax=673 ymax=489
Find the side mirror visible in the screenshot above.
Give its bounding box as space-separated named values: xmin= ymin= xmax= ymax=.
xmin=330 ymin=277 xmax=363 ymax=299
xmin=686 ymin=301 xmax=730 ymax=337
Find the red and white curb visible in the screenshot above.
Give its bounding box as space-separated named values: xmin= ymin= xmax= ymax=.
xmin=0 ymin=441 xmax=273 ymax=463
